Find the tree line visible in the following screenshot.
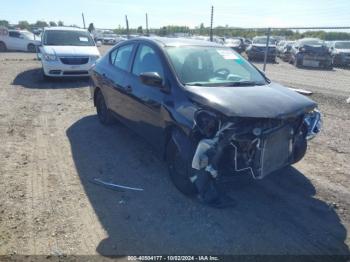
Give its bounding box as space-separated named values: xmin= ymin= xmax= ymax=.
xmin=1 ymin=19 xmax=349 ymax=40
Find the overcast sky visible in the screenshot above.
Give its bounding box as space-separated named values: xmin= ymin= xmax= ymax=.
xmin=1 ymin=0 xmax=349 ymax=29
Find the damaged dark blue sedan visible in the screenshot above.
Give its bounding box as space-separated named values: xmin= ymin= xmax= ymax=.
xmin=89 ymin=37 xmax=322 ymax=208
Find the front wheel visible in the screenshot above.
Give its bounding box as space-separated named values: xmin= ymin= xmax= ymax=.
xmin=166 ymin=139 xmax=197 ymax=196
xmin=0 ymin=42 xmax=6 ymax=52
xmin=27 ymin=44 xmax=36 ymax=53
xmin=95 ymin=91 xmax=115 ymax=125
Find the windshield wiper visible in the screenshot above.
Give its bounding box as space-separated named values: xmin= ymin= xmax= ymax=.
xmin=223 ymin=81 xmax=265 ymax=87
xmin=185 ymin=83 xmax=204 ymax=86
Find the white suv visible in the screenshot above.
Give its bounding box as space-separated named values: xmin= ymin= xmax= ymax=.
xmin=39 ymin=27 xmax=101 ymax=78
xmin=0 ymin=29 xmax=40 ymax=52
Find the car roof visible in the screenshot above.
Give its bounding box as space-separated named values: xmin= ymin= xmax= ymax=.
xmin=130 ymin=36 xmax=222 ymax=48
xmin=43 ymin=26 xmax=88 ymax=32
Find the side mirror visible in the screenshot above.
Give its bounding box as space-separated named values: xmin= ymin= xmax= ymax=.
xmin=139 ymin=72 xmax=163 ymax=88
xmin=96 ymin=41 xmax=102 ymax=47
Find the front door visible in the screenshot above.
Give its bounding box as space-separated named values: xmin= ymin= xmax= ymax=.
xmin=124 ymin=43 xmax=166 ymax=147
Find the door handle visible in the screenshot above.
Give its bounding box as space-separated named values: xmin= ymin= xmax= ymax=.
xmin=125 ymin=85 xmax=133 ymax=93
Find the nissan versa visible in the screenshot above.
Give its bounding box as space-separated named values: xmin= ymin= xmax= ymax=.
xmin=89 ymin=37 xmax=322 ymax=208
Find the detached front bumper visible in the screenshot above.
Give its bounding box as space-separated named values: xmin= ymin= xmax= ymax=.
xmin=42 ymin=58 xmax=96 ymax=77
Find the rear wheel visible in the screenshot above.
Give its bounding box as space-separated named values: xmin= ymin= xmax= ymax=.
xmin=167 ymin=139 xmax=197 ymax=196
xmin=27 ymin=44 xmax=36 ymax=53
xmin=95 ymin=91 xmax=115 ymax=125
xmin=0 ymin=42 xmax=6 ymax=52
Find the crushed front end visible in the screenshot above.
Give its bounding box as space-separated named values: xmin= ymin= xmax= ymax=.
xmin=191 ymin=109 xmax=322 ymax=180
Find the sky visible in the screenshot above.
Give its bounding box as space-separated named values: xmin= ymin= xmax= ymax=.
xmin=1 ymin=0 xmax=350 ymax=29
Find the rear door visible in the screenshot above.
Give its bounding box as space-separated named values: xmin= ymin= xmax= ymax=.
xmin=101 ymin=43 xmax=135 ymax=118
xmin=7 ymin=31 xmax=22 ymax=50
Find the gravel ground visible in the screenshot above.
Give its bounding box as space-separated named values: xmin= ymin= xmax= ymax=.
xmin=0 ymin=46 xmax=349 ymax=259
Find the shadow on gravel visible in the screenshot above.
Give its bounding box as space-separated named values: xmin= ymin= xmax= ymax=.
xmin=12 ymin=68 xmax=89 ymax=89
xmin=67 ymin=115 xmax=350 ymax=257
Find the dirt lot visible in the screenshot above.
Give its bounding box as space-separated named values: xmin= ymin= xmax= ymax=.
xmin=0 ymin=46 xmax=350 ymax=259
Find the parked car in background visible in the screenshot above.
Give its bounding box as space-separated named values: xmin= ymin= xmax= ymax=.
xmin=243 ymin=38 xmax=252 ymax=49
xmin=224 ymin=38 xmax=245 ymax=53
xmin=90 ymin=37 xmax=321 ymax=207
xmin=0 ymin=29 xmax=40 ymax=52
xmin=102 ymin=34 xmax=118 ymax=45
xmin=39 ymin=27 xmax=101 ymax=78
xmin=277 ymin=41 xmax=295 ymax=62
xmin=246 ymin=36 xmax=277 ymax=62
xmin=290 ymin=38 xmax=332 ymax=69
xmin=329 ymin=41 xmax=350 ymax=66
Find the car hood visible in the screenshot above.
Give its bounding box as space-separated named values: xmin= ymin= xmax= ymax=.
xmin=41 ymin=46 xmax=100 ymax=57
xmin=184 ymin=82 xmax=317 ymax=119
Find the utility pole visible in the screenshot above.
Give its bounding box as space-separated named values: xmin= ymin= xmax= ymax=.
xmin=210 ymin=6 xmax=214 ymax=41
xmin=125 ymin=15 xmax=130 ymax=39
xmin=263 ymin=27 xmax=271 ymax=72
xmin=82 ymin=13 xmax=86 ymax=29
xmin=146 ymin=13 xmax=149 ymax=36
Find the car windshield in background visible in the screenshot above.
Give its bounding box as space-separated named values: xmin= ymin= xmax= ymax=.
xmin=253 ymin=38 xmax=276 ymax=45
xmin=21 ymin=31 xmax=35 ymax=40
xmin=335 ymin=41 xmax=350 ymax=49
xmin=165 ymin=46 xmax=266 ymax=86
xmin=300 ymin=39 xmax=324 ymax=46
xmin=44 ymin=30 xmax=94 ymax=46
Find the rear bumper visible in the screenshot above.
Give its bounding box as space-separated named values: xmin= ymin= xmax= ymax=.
xmin=298 ymin=53 xmax=332 ymax=66
xmin=248 ymin=51 xmax=276 ymax=60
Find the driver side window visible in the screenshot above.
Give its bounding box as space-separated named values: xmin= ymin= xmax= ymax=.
xmin=132 ymin=44 xmax=164 ymax=78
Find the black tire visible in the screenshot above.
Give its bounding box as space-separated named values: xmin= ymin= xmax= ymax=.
xmin=95 ymin=91 xmax=115 ymax=125
xmin=166 ymin=139 xmax=198 ymax=196
xmin=27 ymin=44 xmax=36 ymax=53
xmin=294 ymin=56 xmax=301 ymax=68
xmin=0 ymin=42 xmax=6 ymax=52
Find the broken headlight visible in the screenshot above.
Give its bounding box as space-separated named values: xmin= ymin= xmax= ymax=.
xmin=194 ymin=110 xmax=220 ymax=139
xmin=304 ymin=108 xmax=322 ymax=140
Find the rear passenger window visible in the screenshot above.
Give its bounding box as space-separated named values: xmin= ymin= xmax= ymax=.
xmin=110 ymin=48 xmax=118 ymax=64
xmin=9 ymin=31 xmax=20 ymax=38
xmin=111 ymin=44 xmax=134 ymax=71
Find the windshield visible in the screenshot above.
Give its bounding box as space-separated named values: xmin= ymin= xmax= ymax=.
xmin=300 ymin=39 xmax=324 ymax=46
xmin=21 ymin=31 xmax=35 ymax=40
xmin=253 ymin=38 xmax=276 ymax=45
xmin=165 ymin=46 xmax=266 ymax=86
xmin=335 ymin=41 xmax=350 ymax=49
xmin=44 ymin=30 xmax=94 ymax=46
